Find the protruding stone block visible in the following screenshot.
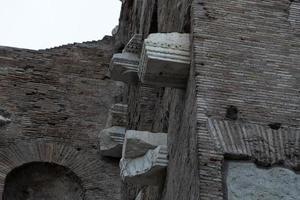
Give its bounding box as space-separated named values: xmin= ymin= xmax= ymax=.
xmin=109 ymin=34 xmax=143 ymax=83
xmin=106 ymin=103 xmax=128 ymax=128
xmin=122 ymin=130 xmax=167 ymax=159
xmin=139 ymin=33 xmax=191 ymax=88
xmin=99 ymin=126 xmax=126 ymax=158
xmin=120 ymin=145 xmax=168 ymax=185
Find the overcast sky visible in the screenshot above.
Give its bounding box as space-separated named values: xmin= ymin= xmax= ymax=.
xmin=0 ymin=0 xmax=121 ymax=50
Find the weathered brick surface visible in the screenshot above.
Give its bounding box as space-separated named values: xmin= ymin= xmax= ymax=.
xmin=193 ymin=0 xmax=300 ymax=199
xmin=0 ymin=37 xmax=123 ymax=199
xmin=118 ymin=0 xmax=199 ymax=199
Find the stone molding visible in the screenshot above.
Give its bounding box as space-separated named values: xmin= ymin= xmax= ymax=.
xmin=122 ymin=130 xmax=168 ymax=159
xmin=120 ymin=145 xmax=168 ymax=185
xmin=120 ymin=130 xmax=168 ymax=185
xmin=109 ymin=34 xmax=143 ymax=83
xmin=138 ymin=33 xmax=191 ymax=88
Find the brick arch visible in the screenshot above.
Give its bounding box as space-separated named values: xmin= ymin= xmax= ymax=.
xmin=0 ymin=141 xmax=118 ymax=199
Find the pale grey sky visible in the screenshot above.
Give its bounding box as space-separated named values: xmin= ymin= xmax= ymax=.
xmin=0 ymin=0 xmax=121 ymax=50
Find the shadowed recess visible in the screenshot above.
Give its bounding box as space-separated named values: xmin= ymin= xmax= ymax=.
xmin=3 ymin=162 xmax=84 ymax=200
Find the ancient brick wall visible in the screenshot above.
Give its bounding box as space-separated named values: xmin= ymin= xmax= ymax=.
xmin=119 ymin=0 xmax=300 ymax=199
xmin=0 ymin=37 xmax=123 ymax=199
xmin=193 ymin=0 xmax=300 ymax=199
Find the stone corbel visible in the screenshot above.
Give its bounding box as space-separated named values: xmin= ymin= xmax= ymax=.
xmin=138 ymin=33 xmax=191 ymax=89
xmin=109 ymin=34 xmax=143 ymax=83
xmin=120 ymin=130 xmax=168 ymax=185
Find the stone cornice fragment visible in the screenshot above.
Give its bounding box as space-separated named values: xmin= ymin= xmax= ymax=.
xmin=138 ymin=33 xmax=191 ymax=88
xmin=109 ymin=34 xmax=143 ymax=83
xmin=99 ymin=126 xmax=126 ymax=158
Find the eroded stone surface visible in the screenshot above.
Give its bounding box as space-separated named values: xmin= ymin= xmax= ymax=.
xmin=120 ymin=145 xmax=168 ymax=185
xmin=138 ymin=33 xmax=190 ymax=88
xmin=227 ymin=162 xmax=300 ymax=200
xmin=122 ymin=130 xmax=167 ymax=159
xmin=99 ymin=126 xmax=126 ymax=158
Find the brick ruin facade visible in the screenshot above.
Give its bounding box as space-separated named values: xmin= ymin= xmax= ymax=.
xmin=0 ymin=0 xmax=300 ymax=199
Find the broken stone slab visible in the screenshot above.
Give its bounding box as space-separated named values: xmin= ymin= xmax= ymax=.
xmin=120 ymin=145 xmax=168 ymax=185
xmin=122 ymin=130 xmax=167 ymax=159
xmin=105 ymin=103 xmax=128 ymax=128
xmin=99 ymin=126 xmax=126 ymax=158
xmin=138 ymin=33 xmax=191 ymax=89
xmin=109 ymin=34 xmax=143 ymax=84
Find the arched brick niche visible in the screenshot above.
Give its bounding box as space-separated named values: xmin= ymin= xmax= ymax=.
xmin=0 ymin=141 xmax=121 ymax=200
xmin=3 ymin=162 xmax=84 ymax=200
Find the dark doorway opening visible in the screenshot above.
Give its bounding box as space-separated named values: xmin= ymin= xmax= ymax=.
xmin=3 ymin=162 xmax=84 ymax=200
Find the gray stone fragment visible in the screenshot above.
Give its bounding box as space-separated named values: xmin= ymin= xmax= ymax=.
xmin=122 ymin=130 xmax=167 ymax=159
xmin=138 ymin=33 xmax=191 ymax=88
xmin=109 ymin=34 xmax=143 ymax=84
xmin=120 ymin=145 xmax=168 ymax=185
xmin=227 ymin=162 xmax=300 ymax=200
xmin=99 ymin=126 xmax=126 ymax=158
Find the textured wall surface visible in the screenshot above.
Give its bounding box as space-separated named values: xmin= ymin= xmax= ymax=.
xmin=193 ymin=0 xmax=300 ymax=199
xmin=0 ymin=37 xmax=123 ymax=199
xmin=226 ymin=162 xmax=300 ymax=200
xmin=116 ymin=0 xmax=200 ymax=199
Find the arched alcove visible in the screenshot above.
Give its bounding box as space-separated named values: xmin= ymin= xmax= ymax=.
xmin=3 ymin=162 xmax=84 ymax=200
